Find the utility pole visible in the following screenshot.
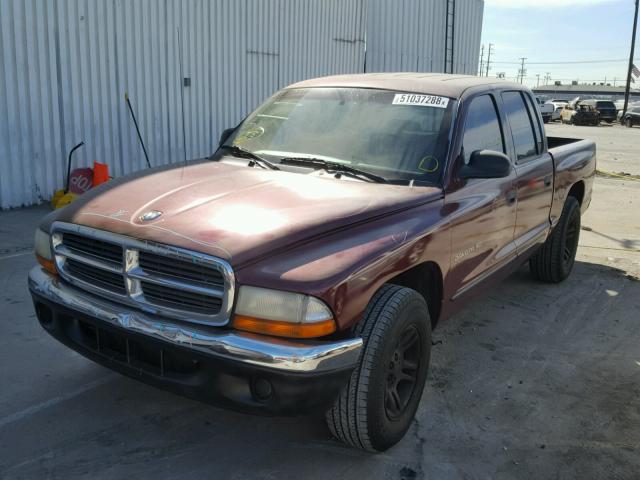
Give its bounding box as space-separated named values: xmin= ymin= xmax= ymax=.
xmin=614 ymin=77 xmax=618 ymax=87
xmin=536 ymin=74 xmax=540 ymax=88
xmin=518 ymin=57 xmax=527 ymax=84
xmin=485 ymin=43 xmax=494 ymax=77
xmin=478 ymin=44 xmax=485 ymax=76
xmin=545 ymin=72 xmax=551 ymax=85
xmin=624 ymin=0 xmax=639 ymax=115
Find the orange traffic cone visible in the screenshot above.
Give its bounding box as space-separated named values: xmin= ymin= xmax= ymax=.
xmin=92 ymin=161 xmax=109 ymax=187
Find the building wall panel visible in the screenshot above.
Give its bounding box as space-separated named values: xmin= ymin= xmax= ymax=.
xmin=0 ymin=0 xmax=482 ymax=209
xmin=365 ymin=0 xmax=482 ymax=75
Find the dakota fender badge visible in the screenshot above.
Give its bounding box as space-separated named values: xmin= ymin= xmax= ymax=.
xmin=453 ymin=243 xmax=480 ymax=264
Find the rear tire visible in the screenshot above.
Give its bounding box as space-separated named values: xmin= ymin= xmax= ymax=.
xmin=325 ymin=284 xmax=431 ymax=452
xmin=529 ymin=196 xmax=581 ymax=283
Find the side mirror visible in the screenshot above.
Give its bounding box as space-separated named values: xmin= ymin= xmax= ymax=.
xmin=218 ymin=127 xmax=235 ymax=147
xmin=458 ymin=150 xmax=512 ymax=180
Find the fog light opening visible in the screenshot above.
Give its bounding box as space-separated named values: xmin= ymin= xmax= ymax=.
xmin=252 ymin=378 xmax=273 ymax=402
xmin=36 ymin=303 xmax=54 ymax=328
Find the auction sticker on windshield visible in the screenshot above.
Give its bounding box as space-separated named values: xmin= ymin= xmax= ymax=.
xmin=392 ymin=93 xmax=449 ymax=108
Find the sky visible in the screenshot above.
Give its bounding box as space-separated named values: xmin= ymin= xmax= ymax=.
xmin=480 ymin=0 xmax=637 ymax=88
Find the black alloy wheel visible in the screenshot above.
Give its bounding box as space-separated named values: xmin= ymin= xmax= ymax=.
xmin=529 ymin=196 xmax=581 ymax=283
xmin=385 ymin=324 xmax=422 ymax=420
xmin=562 ymin=204 xmax=580 ymax=273
xmin=326 ymin=284 xmax=431 ymax=452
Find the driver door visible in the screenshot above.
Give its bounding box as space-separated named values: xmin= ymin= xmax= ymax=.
xmin=444 ymin=93 xmax=518 ymax=301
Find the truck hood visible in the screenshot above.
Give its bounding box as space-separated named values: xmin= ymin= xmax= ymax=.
xmin=51 ymin=160 xmax=442 ymax=267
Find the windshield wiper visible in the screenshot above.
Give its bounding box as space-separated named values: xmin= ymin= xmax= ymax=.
xmin=218 ymin=145 xmax=280 ymax=170
xmin=279 ymin=157 xmax=387 ymax=183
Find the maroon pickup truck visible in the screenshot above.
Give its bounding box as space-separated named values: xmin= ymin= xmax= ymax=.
xmin=29 ymin=74 xmax=595 ymax=452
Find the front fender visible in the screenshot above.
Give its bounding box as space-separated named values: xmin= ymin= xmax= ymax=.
xmin=234 ymin=198 xmax=450 ymax=332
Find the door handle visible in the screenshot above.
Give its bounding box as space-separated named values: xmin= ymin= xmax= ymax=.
xmin=544 ymin=175 xmax=552 ymax=187
xmin=506 ymin=189 xmax=517 ymax=204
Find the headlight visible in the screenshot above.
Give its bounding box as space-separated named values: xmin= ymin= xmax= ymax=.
xmin=34 ymin=228 xmax=57 ymax=274
xmin=233 ymin=286 xmax=336 ymax=338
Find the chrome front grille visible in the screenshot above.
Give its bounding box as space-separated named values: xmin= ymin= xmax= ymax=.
xmin=66 ymin=258 xmax=127 ymax=295
xmin=62 ymin=232 xmax=123 ymax=265
xmin=140 ymin=281 xmax=223 ymax=314
xmin=138 ymin=251 xmax=225 ymax=288
xmin=51 ymin=222 xmax=234 ymax=326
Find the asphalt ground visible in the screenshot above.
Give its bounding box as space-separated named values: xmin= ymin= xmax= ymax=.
xmin=0 ymin=123 xmax=638 ymax=479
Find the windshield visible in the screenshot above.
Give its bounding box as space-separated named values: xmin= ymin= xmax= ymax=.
xmin=223 ymin=87 xmax=454 ymax=185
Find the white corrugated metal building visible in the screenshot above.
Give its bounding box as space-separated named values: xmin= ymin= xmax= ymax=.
xmin=0 ymin=0 xmax=484 ymax=209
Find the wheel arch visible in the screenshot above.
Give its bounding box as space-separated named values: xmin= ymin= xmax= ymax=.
xmin=567 ymin=180 xmax=585 ymax=206
xmin=386 ymin=261 xmax=443 ymax=328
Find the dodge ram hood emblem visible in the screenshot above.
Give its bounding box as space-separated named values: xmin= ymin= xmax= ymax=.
xmin=139 ymin=210 xmax=162 ymax=222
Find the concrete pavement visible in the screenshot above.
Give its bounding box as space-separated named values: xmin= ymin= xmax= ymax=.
xmin=0 ymin=127 xmax=638 ymax=479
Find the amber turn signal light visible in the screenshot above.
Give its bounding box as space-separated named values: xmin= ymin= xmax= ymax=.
xmin=36 ymin=253 xmax=58 ymax=276
xmin=233 ymin=315 xmax=336 ymax=339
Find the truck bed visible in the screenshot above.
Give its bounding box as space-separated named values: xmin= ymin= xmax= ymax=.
xmin=547 ymin=136 xmax=584 ymax=149
xmin=547 ymin=136 xmax=597 ymax=226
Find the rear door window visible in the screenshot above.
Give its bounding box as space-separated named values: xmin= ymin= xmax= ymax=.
xmin=461 ymin=94 xmax=505 ymax=163
xmin=501 ymin=91 xmax=538 ymax=161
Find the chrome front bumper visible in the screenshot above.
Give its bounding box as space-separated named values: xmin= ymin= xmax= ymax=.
xmin=28 ymin=267 xmax=362 ymax=374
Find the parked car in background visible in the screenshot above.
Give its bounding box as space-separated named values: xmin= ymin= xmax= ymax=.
xmin=620 ymin=105 xmax=640 ymax=127
xmin=551 ymin=101 xmax=567 ymax=122
xmin=561 ymin=102 xmax=600 ymax=126
xmin=551 ymin=107 xmax=561 ymax=122
xmin=580 ymin=99 xmax=617 ymax=123
xmin=536 ymin=96 xmax=554 ymax=123
xmin=617 ymin=102 xmax=640 ymax=122
xmin=550 ymin=100 xmax=568 ymax=108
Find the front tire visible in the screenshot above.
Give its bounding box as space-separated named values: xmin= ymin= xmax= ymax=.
xmin=529 ymin=196 xmax=581 ymax=283
xmin=326 ymin=284 xmax=431 ymax=452
xmin=626 ymin=118 xmax=633 ymax=128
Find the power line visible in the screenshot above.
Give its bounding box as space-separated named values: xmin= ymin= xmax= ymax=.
xmin=492 ymin=58 xmax=628 ymax=65
xmin=536 ymin=78 xmax=624 ymax=82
